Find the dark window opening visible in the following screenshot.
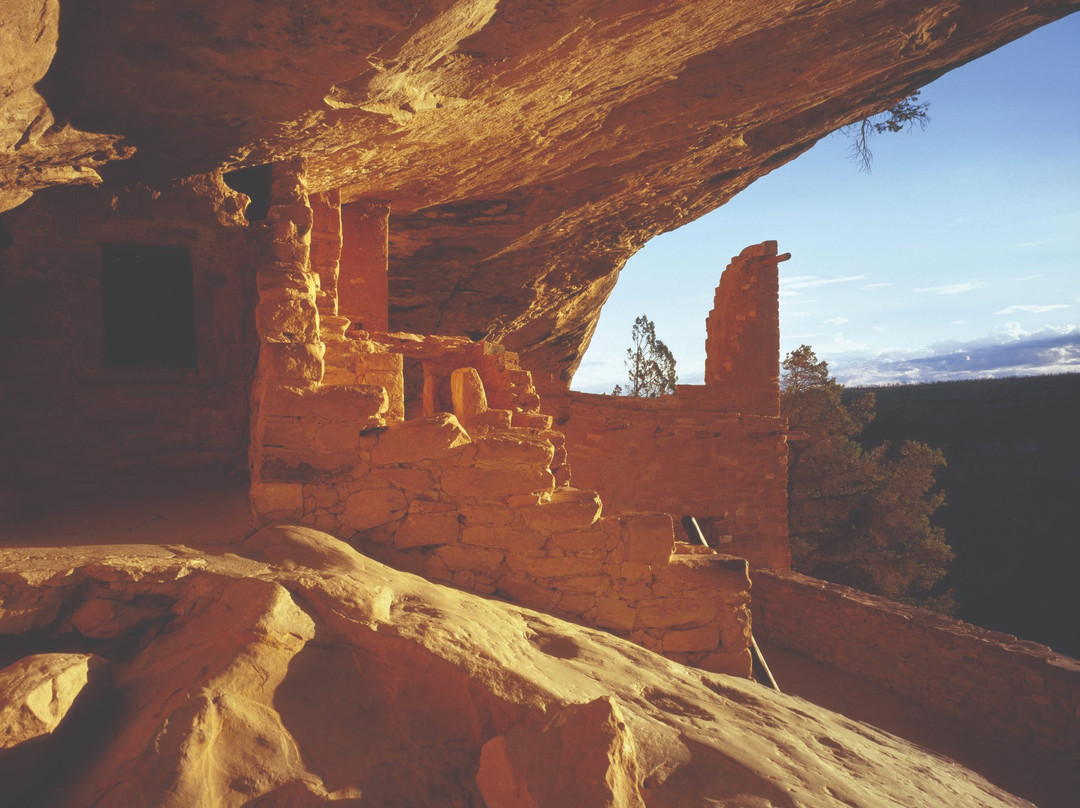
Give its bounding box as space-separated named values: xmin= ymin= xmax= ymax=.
xmin=101 ymin=244 xmax=197 ymax=368
xmin=403 ymin=358 xmax=426 ymax=420
xmin=223 ymin=164 xmax=273 ymax=222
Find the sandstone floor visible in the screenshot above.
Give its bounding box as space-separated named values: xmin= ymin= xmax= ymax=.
xmin=0 ymin=484 xmax=1067 ymax=807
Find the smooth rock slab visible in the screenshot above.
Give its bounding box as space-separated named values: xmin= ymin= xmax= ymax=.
xmin=0 ymin=653 xmax=106 ymax=750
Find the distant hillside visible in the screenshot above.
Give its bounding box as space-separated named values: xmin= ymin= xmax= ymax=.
xmin=844 ymin=374 xmax=1080 ymax=658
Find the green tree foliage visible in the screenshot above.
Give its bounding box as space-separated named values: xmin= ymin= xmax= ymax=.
xmin=842 ymin=91 xmax=930 ymax=173
xmin=612 ymin=315 xmax=678 ymax=397
xmin=781 ymin=345 xmax=953 ymax=605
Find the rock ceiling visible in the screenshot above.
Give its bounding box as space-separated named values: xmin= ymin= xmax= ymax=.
xmin=3 ymin=0 xmax=1078 ymax=383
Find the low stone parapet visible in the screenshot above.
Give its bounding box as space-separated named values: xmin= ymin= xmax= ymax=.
xmin=751 ymin=567 xmax=1080 ymax=757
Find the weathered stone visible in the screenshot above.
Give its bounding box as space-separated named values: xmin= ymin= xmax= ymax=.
xmin=521 ymin=488 xmax=602 ymax=533
xmin=70 ymin=597 xmax=172 ymax=640
xmin=504 ymin=554 xmax=605 ymax=581
xmin=0 ymin=653 xmax=107 ymax=750
xmin=476 ymin=698 xmax=645 ymax=808
xmin=511 ymin=411 xmax=553 ymax=430
xmin=371 ymin=413 xmax=471 ymax=465
xmin=442 ymin=466 xmax=555 ymax=501
xmin=343 ymin=487 xmax=408 ymax=531
xmin=473 ymin=434 xmax=555 ymax=468
xmin=250 ymin=481 xmax=305 ymax=518
xmin=394 ymin=502 xmax=461 ymax=548
xmin=256 ymin=296 xmax=319 ymax=342
xmin=636 ymin=596 xmax=715 ymax=628
xmin=462 ymin=524 xmax=547 ymax=554
xmin=433 ymin=544 xmax=505 ymax=579
xmin=256 ymin=446 xmax=358 ymax=483
xmin=662 ymin=626 xmax=721 ymax=653
xmin=264 ymin=384 xmax=388 ymax=422
xmin=595 ymin=597 xmax=637 ymax=632
xmin=700 ymin=648 xmax=754 ymax=678
xmin=621 ymin=513 xmax=675 ymax=564
xmin=451 ymin=367 xmax=488 ymax=422
xmin=257 ymin=341 xmax=325 ymax=384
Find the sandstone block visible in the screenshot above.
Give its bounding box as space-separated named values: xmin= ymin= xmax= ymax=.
xmin=442 ymin=466 xmax=555 ymax=501
xmin=661 ymin=626 xmax=721 ymax=653
xmin=545 ymin=527 xmax=608 ymax=558
xmin=257 ymin=341 xmax=325 ymax=384
xmin=371 ymin=413 xmax=471 ymax=465
xmin=473 ymin=434 xmax=554 ymax=467
xmin=256 ymin=296 xmax=319 ymax=341
xmin=547 ymin=574 xmax=610 ymax=594
xmin=511 ymin=411 xmax=553 ymax=430
xmin=556 ymin=592 xmax=595 ymax=617
xmin=635 ymin=596 xmax=715 ymax=628
xmin=256 ymin=446 xmax=358 ymax=483
xmin=257 ymin=268 xmax=317 ymax=294
xmin=700 ymin=648 xmax=753 ymax=678
xmin=464 ymin=408 xmax=512 ymax=429
xmin=0 ymin=653 xmax=108 ymax=750
xmin=263 ymin=384 xmax=388 ymax=422
xmin=394 ymin=502 xmax=461 ymax=548
xmin=463 ymin=524 xmax=546 ymax=553
xmin=267 ymin=202 xmax=314 ymax=235
xmin=451 ymin=367 xmax=488 ymax=421
xmin=621 ymin=513 xmax=675 ymax=564
xmin=250 ymin=481 xmax=304 ymax=518
xmin=433 ymin=544 xmax=505 ymax=578
xmin=259 ymin=415 xmax=311 ymax=449
xmin=343 ymin=487 xmax=407 ymax=531
xmin=495 ymin=574 xmax=559 ymax=612
xmin=595 ymin=596 xmax=637 ymax=631
xmin=458 ymin=501 xmax=518 ymax=526
xmin=378 ymin=467 xmax=435 ymax=494
xmin=313 ymin=422 xmax=362 ymax=454
xmin=521 ymin=488 xmax=602 ymax=533
xmin=476 ymin=697 xmax=645 ymax=808
xmin=504 ymin=554 xmax=605 ymax=580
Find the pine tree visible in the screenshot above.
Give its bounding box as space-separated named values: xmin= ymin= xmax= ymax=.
xmin=782 ymin=345 xmax=953 ymax=605
xmin=613 ymin=315 xmax=677 ymax=397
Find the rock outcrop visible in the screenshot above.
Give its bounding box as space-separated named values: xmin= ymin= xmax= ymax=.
xmin=0 ymin=526 xmax=1039 ymax=807
xmin=2 ymin=0 xmax=1077 ymax=381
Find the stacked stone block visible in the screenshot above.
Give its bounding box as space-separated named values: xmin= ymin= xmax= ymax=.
xmin=248 ymin=161 xmax=757 ymax=675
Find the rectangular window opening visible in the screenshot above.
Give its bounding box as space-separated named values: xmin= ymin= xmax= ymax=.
xmin=101 ymin=244 xmax=197 ymax=368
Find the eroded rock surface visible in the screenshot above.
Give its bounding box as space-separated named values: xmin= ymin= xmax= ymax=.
xmin=0 ymin=526 xmax=1038 ymax=807
xmin=1 ymin=1 xmax=1077 ymax=379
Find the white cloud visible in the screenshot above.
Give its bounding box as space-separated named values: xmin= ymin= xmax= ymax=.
xmin=780 ymin=275 xmax=867 ymax=290
xmin=995 ymin=304 xmax=1070 ymax=315
xmin=828 ymin=324 xmax=1080 ymax=386
xmin=824 ymin=316 xmax=849 ymax=325
xmin=915 ymin=282 xmax=988 ymax=295
xmin=862 ymin=283 xmax=892 ymax=290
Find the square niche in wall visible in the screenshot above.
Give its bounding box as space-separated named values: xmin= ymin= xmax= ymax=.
xmin=101 ymin=244 xmax=197 ymax=368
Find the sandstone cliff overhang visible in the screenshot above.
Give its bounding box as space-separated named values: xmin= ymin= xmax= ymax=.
xmin=3 ymin=0 xmax=1078 ymax=382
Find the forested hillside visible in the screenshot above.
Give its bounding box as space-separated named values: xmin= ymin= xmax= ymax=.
xmin=845 ymin=374 xmax=1080 ymax=658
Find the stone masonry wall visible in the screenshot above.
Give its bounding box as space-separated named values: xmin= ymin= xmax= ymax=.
xmin=248 ymin=162 xmax=755 ymax=675
xmin=704 ymin=241 xmax=787 ymax=415
xmin=550 ymin=241 xmax=790 ymax=569
xmin=0 ymin=176 xmax=258 ymax=493
xmin=751 ymin=567 xmax=1080 ymax=758
xmin=551 ymin=390 xmax=790 ymax=569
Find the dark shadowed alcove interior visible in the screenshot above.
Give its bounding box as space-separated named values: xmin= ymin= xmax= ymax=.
xmin=101 ymin=243 xmax=197 ymax=368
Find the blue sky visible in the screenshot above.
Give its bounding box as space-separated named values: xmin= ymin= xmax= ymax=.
xmin=573 ymin=12 xmax=1080 ymax=391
